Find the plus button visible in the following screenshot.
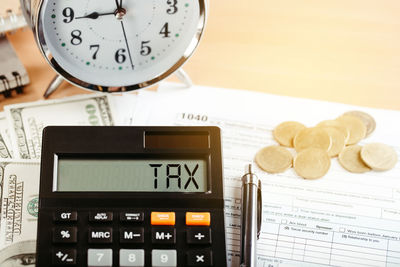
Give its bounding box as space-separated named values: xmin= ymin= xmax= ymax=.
xmin=195 ymin=233 xmax=205 ymax=240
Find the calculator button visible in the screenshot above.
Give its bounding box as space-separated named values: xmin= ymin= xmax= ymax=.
xmin=53 ymin=226 xmax=77 ymax=244
xmin=88 ymin=249 xmax=112 ymax=267
xmin=120 ymin=227 xmax=145 ymax=244
xmin=186 ymin=212 xmax=211 ymax=226
xmin=53 ymin=211 xmax=77 ymax=222
xmin=120 ymin=249 xmax=145 ymax=267
xmin=88 ymin=227 xmax=113 ymax=244
xmin=52 ymin=248 xmax=76 ymax=265
xmin=152 ymin=228 xmax=176 ymax=244
xmin=187 ymin=228 xmax=212 ymax=245
xmin=187 ymin=249 xmax=213 ymax=266
xmin=151 ymin=212 xmax=175 ymax=226
xmin=120 ymin=212 xmax=144 ymax=222
xmin=152 ymin=249 xmax=177 ymax=267
xmin=89 ymin=212 xmax=113 ymax=222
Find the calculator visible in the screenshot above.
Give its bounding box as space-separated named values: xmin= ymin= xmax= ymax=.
xmin=36 ymin=126 xmax=227 ymax=267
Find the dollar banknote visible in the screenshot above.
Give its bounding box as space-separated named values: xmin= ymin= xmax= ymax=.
xmin=0 ymin=160 xmax=40 ymax=266
xmin=5 ymin=94 xmax=115 ymax=159
xmin=0 ymin=113 xmax=13 ymax=159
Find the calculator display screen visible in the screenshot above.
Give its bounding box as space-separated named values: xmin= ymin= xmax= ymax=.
xmin=55 ymin=159 xmax=208 ymax=192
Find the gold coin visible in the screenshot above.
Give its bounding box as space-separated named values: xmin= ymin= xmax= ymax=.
xmin=360 ymin=143 xmax=398 ymax=171
xmin=273 ymin=121 xmax=306 ymax=147
xmin=316 ymin=120 xmax=349 ymax=143
xmin=294 ymin=148 xmax=331 ymax=179
xmin=255 ymin=146 xmax=293 ymax=173
xmin=336 ymin=115 xmax=367 ymax=145
xmin=343 ymin=111 xmax=376 ymax=137
xmin=323 ymin=127 xmax=346 ymax=157
xmin=338 ymin=145 xmax=371 ymax=173
xmin=293 ymin=127 xmax=332 ymax=152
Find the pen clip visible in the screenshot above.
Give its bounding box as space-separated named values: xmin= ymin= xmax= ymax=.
xmin=257 ymin=179 xmax=262 ymax=239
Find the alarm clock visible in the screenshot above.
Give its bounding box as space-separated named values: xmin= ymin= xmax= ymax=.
xmin=21 ymin=0 xmax=207 ymax=93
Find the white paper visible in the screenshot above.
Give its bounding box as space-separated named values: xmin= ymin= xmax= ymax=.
xmin=110 ymin=93 xmax=138 ymax=126
xmin=134 ymin=82 xmax=400 ymax=267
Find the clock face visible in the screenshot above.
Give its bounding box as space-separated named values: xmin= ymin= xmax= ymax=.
xmin=38 ymin=0 xmax=205 ymax=91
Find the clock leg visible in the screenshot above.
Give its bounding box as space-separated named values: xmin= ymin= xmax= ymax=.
xmin=175 ymin=69 xmax=193 ymax=88
xmin=43 ymin=74 xmax=65 ymax=98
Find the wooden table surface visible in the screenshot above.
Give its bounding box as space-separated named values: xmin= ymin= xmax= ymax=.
xmin=2 ymin=0 xmax=400 ymax=110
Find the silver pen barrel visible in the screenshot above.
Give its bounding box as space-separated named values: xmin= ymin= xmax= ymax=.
xmin=240 ymin=164 xmax=261 ymax=267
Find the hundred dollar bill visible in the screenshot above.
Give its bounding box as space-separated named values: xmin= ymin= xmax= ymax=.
xmin=0 ymin=160 xmax=40 ymax=266
xmin=5 ymin=94 xmax=115 ymax=159
xmin=0 ymin=240 xmax=35 ymax=267
xmin=0 ymin=113 xmax=13 ymax=159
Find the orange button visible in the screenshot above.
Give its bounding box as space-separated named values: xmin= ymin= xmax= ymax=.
xmin=151 ymin=212 xmax=176 ymax=225
xmin=186 ymin=212 xmax=211 ymax=226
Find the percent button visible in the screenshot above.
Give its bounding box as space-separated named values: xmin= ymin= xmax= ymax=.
xmin=53 ymin=226 xmax=77 ymax=244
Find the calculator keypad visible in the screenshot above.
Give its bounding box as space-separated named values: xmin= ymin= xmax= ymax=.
xmin=49 ymin=211 xmax=214 ymax=266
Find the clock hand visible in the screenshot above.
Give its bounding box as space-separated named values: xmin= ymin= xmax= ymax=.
xmin=115 ymin=0 xmax=122 ymax=9
xmin=75 ymin=12 xmax=115 ymax=20
xmin=120 ymin=21 xmax=134 ymax=70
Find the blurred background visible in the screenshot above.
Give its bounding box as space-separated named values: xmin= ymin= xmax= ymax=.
xmin=2 ymin=0 xmax=400 ymax=110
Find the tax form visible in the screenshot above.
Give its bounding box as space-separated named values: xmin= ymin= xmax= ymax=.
xmin=134 ymin=83 xmax=400 ymax=267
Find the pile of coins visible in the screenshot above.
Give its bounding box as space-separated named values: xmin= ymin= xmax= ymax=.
xmin=255 ymin=111 xmax=398 ymax=179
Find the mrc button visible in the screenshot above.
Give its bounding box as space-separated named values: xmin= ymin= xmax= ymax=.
xmin=186 ymin=212 xmax=211 ymax=226
xmin=88 ymin=227 xmax=113 ymax=244
xmin=151 ymin=212 xmax=175 ymax=225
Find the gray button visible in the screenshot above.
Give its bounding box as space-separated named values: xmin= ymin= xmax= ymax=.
xmin=88 ymin=249 xmax=112 ymax=267
xmin=152 ymin=250 xmax=177 ymax=267
xmin=120 ymin=249 xmax=145 ymax=267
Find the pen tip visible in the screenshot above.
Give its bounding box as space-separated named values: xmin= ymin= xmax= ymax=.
xmin=245 ymin=163 xmax=252 ymax=174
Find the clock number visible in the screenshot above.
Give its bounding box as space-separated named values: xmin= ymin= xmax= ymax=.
xmin=159 ymin=23 xmax=171 ymax=38
xmin=140 ymin=41 xmax=152 ymax=56
xmin=115 ymin=49 xmax=127 ymax=64
xmin=70 ymin=30 xmax=82 ymax=45
xmin=167 ymin=0 xmax=178 ymax=14
xmin=62 ymin=7 xmax=74 ymax=23
xmin=89 ymin=45 xmax=100 ymax=60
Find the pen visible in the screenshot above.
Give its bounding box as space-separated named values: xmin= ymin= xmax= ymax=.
xmin=240 ymin=164 xmax=262 ymax=267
